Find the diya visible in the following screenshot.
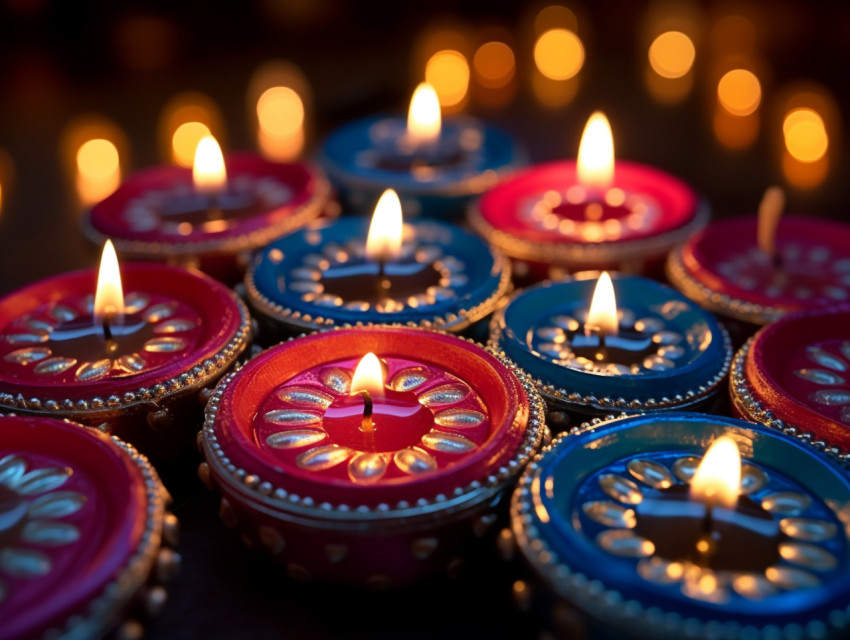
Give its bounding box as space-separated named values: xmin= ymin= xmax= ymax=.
xmin=198 ymin=325 xmax=546 ymax=586
xmin=246 ymin=188 xmax=511 ymax=340
xmin=731 ymin=305 xmax=850 ymax=460
xmin=0 ymin=414 xmax=178 ymax=640
xmin=470 ymin=112 xmax=709 ymax=283
xmin=0 ymin=242 xmax=251 ymax=454
xmin=489 ymin=272 xmax=731 ymax=428
xmin=318 ymin=82 xmax=524 ymax=220
xmin=508 ymin=412 xmax=850 ymax=639
xmin=84 ymin=136 xmax=329 ymax=284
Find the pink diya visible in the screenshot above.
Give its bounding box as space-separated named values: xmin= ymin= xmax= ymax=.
xmin=732 ymin=305 xmax=850 ymax=458
xmin=0 ymin=414 xmax=178 ymax=640
xmin=469 ymin=112 xmax=708 ymax=283
xmin=0 ymin=242 xmax=251 ymax=454
xmin=199 ymin=325 xmax=546 ymax=587
xmin=668 ymin=187 xmax=850 ymax=333
xmin=84 ymin=136 xmax=329 ymax=284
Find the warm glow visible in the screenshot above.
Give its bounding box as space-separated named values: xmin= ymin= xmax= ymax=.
xmin=76 ymin=138 xmax=121 ymax=206
xmin=193 ymin=136 xmax=227 ymax=194
xmin=577 ymin=112 xmax=615 ymax=189
xmin=257 ymin=86 xmax=304 ymax=138
xmin=534 ymin=28 xmax=584 ymax=80
xmin=424 ymin=50 xmax=469 ymax=108
xmin=407 ymin=82 xmax=442 ymax=147
xmin=783 ymin=108 xmax=828 ymax=163
xmin=717 ymin=69 xmax=761 ymax=116
xmin=690 ymin=436 xmax=741 ymax=510
xmin=366 ymin=189 xmax=403 ymax=262
xmin=473 ymin=41 xmax=516 ymax=88
xmin=94 ymin=240 xmax=125 ymax=327
xmin=351 ymin=352 xmax=385 ymax=397
xmin=757 ymin=186 xmax=785 ymax=259
xmin=648 ymin=31 xmax=695 ymax=79
xmin=586 ymin=272 xmax=618 ymax=337
xmin=172 ymin=121 xmax=212 ymax=168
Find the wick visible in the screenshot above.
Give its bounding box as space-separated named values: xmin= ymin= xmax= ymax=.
xmin=695 ymin=500 xmax=718 ymax=568
xmin=357 ymin=389 xmax=375 ymax=451
xmin=101 ymin=312 xmax=118 ymax=355
xmin=376 ymin=259 xmax=391 ymax=299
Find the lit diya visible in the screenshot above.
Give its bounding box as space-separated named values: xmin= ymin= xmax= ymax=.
xmin=0 ymin=414 xmax=178 ymax=639
xmin=84 ymin=135 xmax=329 ymax=283
xmin=0 ymin=241 xmax=251 ymax=454
xmin=509 ymin=412 xmax=850 ymax=639
xmin=318 ymin=82 xmax=524 ymax=220
xmin=470 ymin=112 xmax=709 ymax=283
xmin=199 ymin=326 xmax=545 ymax=586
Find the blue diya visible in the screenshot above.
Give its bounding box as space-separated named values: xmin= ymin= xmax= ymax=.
xmin=510 ymin=412 xmax=850 ymax=639
xmin=246 ymin=215 xmax=512 ymax=337
xmin=489 ymin=273 xmax=731 ymax=421
xmin=317 ymin=84 xmax=524 ymax=220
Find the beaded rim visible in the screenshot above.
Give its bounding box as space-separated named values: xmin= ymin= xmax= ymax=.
xmin=0 ymin=414 xmax=171 ymax=640
xmin=201 ymin=323 xmax=546 ymax=528
xmin=731 ymin=338 xmax=850 ymax=466
xmin=81 ymin=168 xmax=331 ymax=258
xmin=244 ymin=242 xmax=514 ymax=333
xmin=0 ymin=292 xmax=252 ymax=418
xmin=511 ymin=413 xmax=850 ymax=640
xmin=487 ymin=298 xmax=733 ymax=413
xmin=467 ymin=196 xmax=710 ymax=267
xmin=666 ymin=244 xmax=786 ymax=326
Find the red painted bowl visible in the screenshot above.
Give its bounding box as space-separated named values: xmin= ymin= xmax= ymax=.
xmin=731 ymin=305 xmax=850 ymax=456
xmin=199 ymin=325 xmax=546 ymax=586
xmin=0 ymin=414 xmax=178 ymax=640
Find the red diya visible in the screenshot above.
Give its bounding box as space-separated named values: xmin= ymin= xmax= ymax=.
xmin=668 ymin=187 xmax=850 ymax=338
xmin=732 ymin=305 xmax=850 ymax=458
xmin=83 ymin=136 xmax=329 ymax=284
xmin=0 ymin=414 xmax=178 ymax=640
xmin=0 ymin=243 xmax=251 ymax=454
xmin=469 ymin=112 xmax=708 ymax=283
xmin=199 ymin=325 xmax=546 ymax=587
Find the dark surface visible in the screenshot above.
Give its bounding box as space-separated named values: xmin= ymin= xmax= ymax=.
xmin=0 ymin=2 xmax=849 ymax=638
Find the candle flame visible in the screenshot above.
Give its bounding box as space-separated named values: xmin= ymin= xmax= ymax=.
xmin=757 ymin=186 xmax=785 ymax=260
xmin=366 ymin=189 xmax=403 ymax=263
xmin=94 ymin=239 xmax=125 ymax=327
xmin=586 ymin=271 xmax=618 ymax=337
xmin=192 ymin=135 xmax=227 ymax=194
xmin=407 ymin=82 xmax=441 ymax=147
xmin=577 ymin=111 xmax=614 ymax=189
xmin=690 ymin=436 xmax=741 ymax=510
xmin=351 ymin=352 xmax=385 ymax=397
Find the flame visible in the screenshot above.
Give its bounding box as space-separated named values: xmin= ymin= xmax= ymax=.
xmin=94 ymin=240 xmax=125 ymax=327
xmin=690 ymin=436 xmax=741 ymax=510
xmin=757 ymin=186 xmax=785 ymax=259
xmin=407 ymin=82 xmax=442 ymax=147
xmin=366 ymin=189 xmax=403 ymax=263
xmin=577 ymin=112 xmax=614 ymax=189
xmin=586 ymin=271 xmax=618 ymax=337
xmin=192 ymin=135 xmax=227 ymax=194
xmin=351 ymin=352 xmax=385 ymax=397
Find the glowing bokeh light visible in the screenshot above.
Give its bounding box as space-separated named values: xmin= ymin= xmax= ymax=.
xmin=473 ymin=41 xmax=516 ymax=88
xmin=783 ymin=108 xmax=828 ymax=163
xmin=534 ymin=28 xmax=584 ymax=81
xmin=717 ymin=69 xmax=761 ymax=116
xmin=425 ymin=50 xmax=470 ymax=108
xmin=648 ymin=31 xmax=695 ymax=79
xmin=171 ymin=121 xmax=212 ymax=169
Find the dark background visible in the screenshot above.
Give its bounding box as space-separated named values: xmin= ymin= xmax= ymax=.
xmin=0 ymin=1 xmax=849 ymax=638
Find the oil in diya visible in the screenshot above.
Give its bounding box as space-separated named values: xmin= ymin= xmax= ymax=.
xmin=0 ymin=241 xmax=251 ymax=455
xmin=732 ymin=305 xmax=850 ymax=460
xmin=0 ymin=414 xmax=178 ymax=640
xmin=489 ymin=271 xmax=731 ymax=429
xmin=84 ymin=135 xmax=329 ymax=284
xmin=198 ymin=325 xmax=546 ymax=587
xmin=318 ymin=82 xmax=524 ymax=220
xmin=246 ymin=188 xmax=512 ymax=341
xmin=667 ymin=186 xmax=850 ymax=344
xmin=469 ymin=111 xmax=709 ymax=284
xmin=508 ymin=412 xmax=850 ymax=639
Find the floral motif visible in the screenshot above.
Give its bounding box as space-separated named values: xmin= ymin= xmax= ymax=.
xmin=0 ymin=455 xmax=87 ymax=602
xmin=794 ymin=342 xmax=850 ymax=424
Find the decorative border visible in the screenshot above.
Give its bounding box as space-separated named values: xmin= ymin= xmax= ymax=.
xmin=487 ymin=301 xmax=733 ymax=413
xmin=511 ymin=413 xmax=850 ymax=640
xmin=468 ymin=197 xmax=711 ymax=267
xmin=0 ymin=292 xmax=252 ymax=418
xmin=81 ymin=170 xmax=331 ymax=259
xmin=244 ymin=244 xmax=514 ymax=334
xmin=666 ymin=244 xmax=786 ymax=326
xmin=201 ymin=324 xmax=546 ymax=528
xmin=730 ymin=339 xmax=850 ymax=466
